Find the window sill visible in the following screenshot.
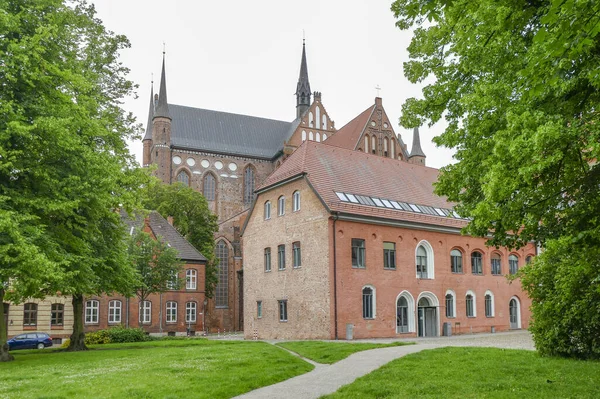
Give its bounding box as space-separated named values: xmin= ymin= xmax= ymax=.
xmin=23 ymin=326 xmax=37 ymax=330
xmin=293 ymin=266 xmax=301 ymax=269
xmin=185 ymin=321 xmax=198 ymax=325
xmin=491 ymin=274 xmax=502 ymax=277
xmin=446 ymin=316 xmax=455 ymax=319
xmin=265 ymin=270 xmax=272 ymax=273
xmin=352 ymin=266 xmax=366 ymax=269
xmin=363 ymin=318 xmax=376 ymax=320
xmin=279 ymin=320 xmax=288 ymax=323
xmin=215 ymin=306 xmax=229 ymax=309
xmin=451 ymin=271 xmax=463 ymax=274
xmin=486 ymin=316 xmax=495 ymax=318
xmin=383 ymin=267 xmax=396 ymax=271
xmin=108 ymin=322 xmax=122 ymax=325
xmin=186 ymin=288 xmax=197 ymax=291
xmin=278 ymin=268 xmax=286 ymax=271
xmin=50 ymin=325 xmax=64 ymax=330
xmin=84 ymin=323 xmax=99 ymax=326
xmin=166 ymin=321 xmax=177 ymax=324
xmin=467 ymin=316 xmax=476 ymax=318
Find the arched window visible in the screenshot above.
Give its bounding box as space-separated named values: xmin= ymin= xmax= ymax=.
xmin=445 ymin=290 xmax=456 ymax=318
xmin=316 ymin=132 xmax=321 ymax=142
xmin=509 ymin=297 xmax=522 ymax=329
xmin=51 ymin=303 xmax=64 ymax=326
xmin=323 ymin=133 xmax=328 ymax=140
xmin=509 ymin=254 xmax=519 ymax=275
xmin=485 ymin=291 xmax=494 ymax=317
xmin=322 ymin=114 xmax=327 ymax=129
xmin=278 ymin=196 xmax=285 ymax=216
xmin=315 ymin=107 xmax=321 ymax=129
xmin=397 ymin=296 xmax=409 ymax=332
xmin=203 ymin=173 xmax=216 ymax=201
xmin=243 ymin=166 xmax=255 ymax=206
xmin=450 ymin=249 xmax=462 ymax=273
xmin=525 ymin=255 xmax=532 ymax=265
xmin=371 ymin=136 xmax=376 ymax=154
xmin=416 ymin=241 xmax=434 ymax=279
xmin=176 ymin=170 xmax=190 ymax=186
xmin=383 ymin=137 xmax=389 ymax=157
xmin=309 ymin=111 xmax=314 ymax=127
xmin=84 ymin=300 xmax=99 ymax=324
xmin=293 ymin=191 xmax=300 ymax=212
xmin=364 ymin=135 xmax=369 ymax=153
xmin=390 ymin=139 xmax=395 ymax=158
xmin=108 ymin=300 xmax=121 ymax=324
xmin=309 ymin=131 xmax=314 ymax=141
xmin=264 ymin=201 xmax=271 ymax=220
xmin=491 ymin=253 xmax=502 ymax=275
xmin=216 ymin=240 xmax=229 ymax=308
xmin=466 ymin=291 xmax=476 ymax=317
xmin=471 ymin=251 xmax=483 ymax=275
xmin=301 ymin=130 xmax=306 ymax=141
xmin=362 ymin=286 xmax=375 ymax=319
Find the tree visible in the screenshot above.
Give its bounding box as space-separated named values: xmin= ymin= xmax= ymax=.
xmin=142 ymin=182 xmax=219 ymax=298
xmin=0 ymin=0 xmax=149 ymax=356
xmin=128 ymin=228 xmax=183 ymax=328
xmin=392 ymin=0 xmax=600 ymax=357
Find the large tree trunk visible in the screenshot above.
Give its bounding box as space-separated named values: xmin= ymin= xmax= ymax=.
xmin=67 ymin=293 xmax=88 ymax=351
xmin=0 ymin=288 xmax=14 ymax=362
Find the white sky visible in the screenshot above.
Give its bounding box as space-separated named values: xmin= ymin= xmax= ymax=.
xmin=92 ymin=0 xmax=455 ymax=169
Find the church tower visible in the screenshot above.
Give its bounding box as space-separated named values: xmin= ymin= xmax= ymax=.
xmin=408 ymin=127 xmax=426 ymax=166
xmin=151 ymin=52 xmax=172 ymax=183
xmin=142 ymin=82 xmax=154 ymax=167
xmin=295 ymin=40 xmax=311 ymax=119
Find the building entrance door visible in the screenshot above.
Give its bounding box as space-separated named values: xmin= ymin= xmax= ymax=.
xmin=509 ymin=299 xmax=519 ymax=329
xmin=417 ymin=297 xmax=437 ymax=337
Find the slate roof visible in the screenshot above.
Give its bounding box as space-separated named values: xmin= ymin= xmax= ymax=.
xmin=121 ymin=210 xmax=207 ymax=263
xmin=258 ymin=141 xmax=466 ymax=229
xmin=144 ymin=104 xmax=294 ymax=159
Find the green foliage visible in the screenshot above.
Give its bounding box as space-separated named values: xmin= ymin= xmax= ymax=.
xmin=128 ymin=228 xmax=183 ymax=309
xmin=277 ymin=341 xmax=412 ymax=364
xmin=143 ymin=182 xmax=218 ymax=297
xmin=392 ymin=0 xmax=600 ymax=357
xmin=0 ymin=340 xmax=313 ymax=398
xmin=84 ymin=326 xmax=149 ymax=345
xmin=324 ymin=347 xmax=600 ymax=398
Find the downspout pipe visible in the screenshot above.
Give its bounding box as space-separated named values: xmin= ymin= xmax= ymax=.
xmin=333 ymin=212 xmax=339 ymax=340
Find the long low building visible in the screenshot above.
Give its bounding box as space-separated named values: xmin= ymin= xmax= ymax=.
xmin=242 ymin=138 xmax=534 ymax=340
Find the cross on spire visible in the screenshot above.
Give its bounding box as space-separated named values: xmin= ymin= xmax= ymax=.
xmin=375 ymin=84 xmax=382 ymax=97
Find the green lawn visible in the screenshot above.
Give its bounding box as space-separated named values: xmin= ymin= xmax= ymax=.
xmin=277 ymin=341 xmax=412 ymax=364
xmin=323 ymin=347 xmax=600 ymax=398
xmin=0 ymin=339 xmax=313 ymax=399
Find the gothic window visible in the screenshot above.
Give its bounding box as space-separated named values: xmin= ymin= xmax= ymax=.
xmin=316 ymin=132 xmax=321 ymax=142
xmin=365 ymin=135 xmax=369 ymax=153
xmin=390 ymin=139 xmax=395 ymax=158
xmin=322 ymin=114 xmax=327 ymax=129
xmin=309 ymin=131 xmax=314 ymax=141
xmin=176 ymin=170 xmax=190 ymax=186
xmin=315 ymin=107 xmax=321 ymax=129
xmin=384 ymin=137 xmax=389 ymax=157
xmin=309 ymin=111 xmax=314 ymax=127
xmin=244 ymin=166 xmax=255 ymax=206
xmin=362 ymin=286 xmax=375 ymax=319
xmin=216 ymin=240 xmax=229 ymax=308
xmin=371 ymin=136 xmax=376 ymax=154
xmin=323 ymin=133 xmax=328 ymax=140
xmin=302 ymin=130 xmax=306 ymax=141
xmin=203 ymin=173 xmax=216 ymax=201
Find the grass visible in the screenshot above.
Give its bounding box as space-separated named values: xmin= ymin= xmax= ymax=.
xmin=277 ymin=341 xmax=413 ymax=364
xmin=322 ymin=347 xmax=600 ymax=398
xmin=0 ymin=339 xmax=313 ymax=399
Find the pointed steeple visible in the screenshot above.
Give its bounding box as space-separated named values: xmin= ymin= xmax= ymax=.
xmin=144 ymin=81 xmax=155 ymax=139
xmin=410 ymin=127 xmax=426 ymax=158
xmin=154 ymin=52 xmax=171 ymax=120
xmin=295 ymin=39 xmax=311 ymax=118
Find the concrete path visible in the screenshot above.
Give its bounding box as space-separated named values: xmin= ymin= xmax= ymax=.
xmin=233 ymin=331 xmax=534 ymax=399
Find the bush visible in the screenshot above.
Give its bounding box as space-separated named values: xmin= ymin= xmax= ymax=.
xmin=85 ymin=326 xmax=150 ymax=345
xmin=61 ymin=339 xmax=70 ymax=348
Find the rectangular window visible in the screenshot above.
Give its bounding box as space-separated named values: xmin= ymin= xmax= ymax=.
xmin=383 ymin=242 xmax=396 ymax=269
xmin=257 ymin=301 xmax=263 ymax=319
xmin=167 ymin=271 xmax=178 ymax=290
xmin=292 ymin=242 xmax=301 ymax=268
xmin=485 ymin=296 xmax=493 ymax=318
xmin=85 ymin=300 xmax=99 ymax=324
xmin=186 ymin=269 xmax=197 ymax=290
xmin=491 ymin=257 xmax=502 ymax=275
xmin=108 ymin=300 xmax=121 ymax=324
xmin=166 ymin=301 xmax=177 ymax=323
xmin=186 ymin=302 xmax=197 ymax=323
xmin=264 ymin=201 xmax=271 ymax=220
xmin=264 ymin=247 xmax=271 ymax=272
xmin=445 ymin=294 xmax=454 ymax=318
xmin=51 ymin=304 xmax=64 ymax=326
xmin=139 ymin=300 xmax=151 ymax=324
xmin=471 ymin=253 xmax=483 ymax=275
xmin=278 ymin=244 xmax=286 ymax=270
xmin=352 ymin=239 xmax=366 ymax=268
xmin=278 ymin=300 xmax=288 ymax=322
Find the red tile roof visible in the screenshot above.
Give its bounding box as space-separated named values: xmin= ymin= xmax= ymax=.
xmin=259 ymin=141 xmax=465 ymax=229
xmin=323 ymin=104 xmax=374 ymax=150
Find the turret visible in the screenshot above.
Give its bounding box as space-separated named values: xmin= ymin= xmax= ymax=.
xmin=408 ymin=127 xmax=426 ymax=166
xmin=152 ymin=52 xmax=172 ymax=183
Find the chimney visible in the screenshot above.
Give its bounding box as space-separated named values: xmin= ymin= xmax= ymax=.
xmin=314 ymin=91 xmax=321 ymax=102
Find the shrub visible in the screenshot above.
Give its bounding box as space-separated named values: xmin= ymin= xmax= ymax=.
xmin=84 ymin=326 xmax=150 ymax=345
xmin=61 ymin=339 xmax=70 ymax=348
xmin=85 ymin=329 xmax=111 ymax=345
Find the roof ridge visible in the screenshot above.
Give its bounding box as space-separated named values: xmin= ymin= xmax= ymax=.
xmin=168 ymin=103 xmax=293 ymax=125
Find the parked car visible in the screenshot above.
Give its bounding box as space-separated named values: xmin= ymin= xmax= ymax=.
xmin=7 ymin=333 xmax=53 ymax=350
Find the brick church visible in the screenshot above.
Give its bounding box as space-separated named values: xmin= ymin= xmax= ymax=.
xmin=143 ymin=42 xmax=533 ymax=337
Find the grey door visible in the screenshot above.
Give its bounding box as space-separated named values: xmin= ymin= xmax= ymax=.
xmin=509 ymin=299 xmax=519 ymax=329
xmin=425 ymin=308 xmax=437 ymax=336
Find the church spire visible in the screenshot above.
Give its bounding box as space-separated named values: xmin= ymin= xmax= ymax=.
xmin=145 ymin=80 xmax=155 ymax=138
xmin=154 ymin=51 xmax=171 ymax=120
xmin=295 ymin=39 xmax=311 ymax=119
xmin=409 ymin=127 xmax=426 ymax=165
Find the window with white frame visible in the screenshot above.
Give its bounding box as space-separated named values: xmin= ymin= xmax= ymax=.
xmin=108 ymin=300 xmax=122 ymax=324
xmin=167 ymin=270 xmax=178 ymax=290
xmin=416 ymin=245 xmax=428 ymax=278
xmin=139 ymin=300 xmax=151 ymax=324
xmin=397 ymin=296 xmax=409 ymax=332
xmin=166 ymin=301 xmax=177 ymax=323
xmin=85 ymin=300 xmax=99 ymax=324
xmin=186 ymin=269 xmax=197 ymax=290
xmin=383 ymin=242 xmax=396 ymax=269
xmin=471 ymin=251 xmax=483 ymax=275
xmin=445 ymin=292 xmax=455 ymax=318
xmin=186 ymin=302 xmax=197 ymax=323
xmin=278 ymin=196 xmax=285 ymax=216
xmin=293 ymin=191 xmax=301 ymax=212
xmin=509 ymin=254 xmax=519 ymax=275
xmin=278 ymin=300 xmax=288 ymax=322
xmin=491 ymin=253 xmax=502 ymax=275
xmin=264 ymin=201 xmax=271 ymax=220
xmin=450 ymin=249 xmax=463 ymax=273
xmin=485 ymin=291 xmax=494 ymax=317
xmin=264 ymin=247 xmax=271 ymax=272
xmin=362 ymin=286 xmax=375 ymax=319
xmin=352 ymin=238 xmax=366 ymax=268
xmin=466 ymin=291 xmax=476 ymax=317
xmin=292 ymin=242 xmax=301 ymax=268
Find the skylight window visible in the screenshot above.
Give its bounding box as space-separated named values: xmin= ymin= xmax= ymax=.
xmin=381 ymin=199 xmax=394 ymax=209
xmin=345 ymin=193 xmax=359 ymax=203
xmin=335 ymin=192 xmax=349 ymax=202
xmin=390 ymin=201 xmax=402 ymax=210
xmin=409 ymin=204 xmax=421 ymax=212
xmin=356 ymin=195 xmax=375 ymax=206
xmin=399 ymin=202 xmax=412 ymax=211
xmin=434 ymin=208 xmax=446 ymax=216
xmin=372 ymin=198 xmax=384 ymax=207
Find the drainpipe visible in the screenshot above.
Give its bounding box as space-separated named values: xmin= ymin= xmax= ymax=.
xmin=333 ymin=212 xmax=339 ymax=340
xmin=125 ymin=297 xmax=130 ymax=328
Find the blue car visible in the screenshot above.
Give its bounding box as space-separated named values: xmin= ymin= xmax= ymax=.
xmin=8 ymin=332 xmax=53 ymax=350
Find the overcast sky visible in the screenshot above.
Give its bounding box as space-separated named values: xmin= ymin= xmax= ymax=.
xmin=92 ymin=0 xmax=455 ymax=169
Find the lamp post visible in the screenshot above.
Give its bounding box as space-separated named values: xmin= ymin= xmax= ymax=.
xmin=202 ymin=298 xmax=208 ymax=335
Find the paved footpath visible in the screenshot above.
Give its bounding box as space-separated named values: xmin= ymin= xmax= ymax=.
xmin=233 ymin=331 xmax=534 ymax=399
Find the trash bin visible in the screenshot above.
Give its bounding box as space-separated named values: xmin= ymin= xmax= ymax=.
xmin=491 ymin=326 xmax=496 ymax=333
xmin=443 ymin=322 xmax=452 ymax=337
xmin=346 ymin=324 xmax=354 ymax=340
